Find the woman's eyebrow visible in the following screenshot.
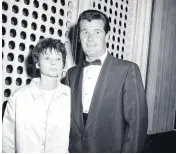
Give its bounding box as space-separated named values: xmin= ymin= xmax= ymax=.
xmin=80 ymin=29 xmax=87 ymax=32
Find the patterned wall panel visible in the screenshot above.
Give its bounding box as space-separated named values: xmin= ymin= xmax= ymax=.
xmin=90 ymin=0 xmax=136 ymax=61
xmin=2 ymin=0 xmax=78 ymax=104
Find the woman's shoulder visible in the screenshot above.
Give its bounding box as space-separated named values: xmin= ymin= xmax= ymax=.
xmin=59 ymin=83 xmax=71 ymax=95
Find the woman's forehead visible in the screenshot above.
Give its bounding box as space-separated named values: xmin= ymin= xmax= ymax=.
xmin=41 ymin=48 xmax=62 ymax=55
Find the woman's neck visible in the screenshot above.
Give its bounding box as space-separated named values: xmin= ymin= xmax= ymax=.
xmin=39 ymin=74 xmax=58 ymax=90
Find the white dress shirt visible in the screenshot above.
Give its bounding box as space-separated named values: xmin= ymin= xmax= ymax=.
xmin=2 ymin=78 xmax=71 ymax=153
xmin=82 ymin=51 xmax=108 ymax=113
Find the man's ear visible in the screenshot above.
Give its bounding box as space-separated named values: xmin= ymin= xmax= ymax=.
xmin=36 ymin=62 xmax=40 ymax=69
xmin=105 ymin=33 xmax=110 ymax=42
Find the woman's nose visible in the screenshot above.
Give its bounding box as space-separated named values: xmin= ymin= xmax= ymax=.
xmin=51 ymin=60 xmax=56 ymax=65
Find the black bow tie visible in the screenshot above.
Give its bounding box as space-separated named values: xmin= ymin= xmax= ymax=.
xmin=82 ymin=59 xmax=102 ymax=67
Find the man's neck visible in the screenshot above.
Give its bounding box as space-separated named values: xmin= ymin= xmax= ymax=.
xmin=86 ymin=50 xmax=107 ymax=62
xmin=39 ymin=74 xmax=58 ymax=90
xmin=86 ymin=56 xmax=100 ymax=62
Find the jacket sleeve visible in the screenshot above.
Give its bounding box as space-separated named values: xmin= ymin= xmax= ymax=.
xmin=121 ymin=63 xmax=148 ymax=152
xmin=2 ymin=95 xmax=16 ymax=153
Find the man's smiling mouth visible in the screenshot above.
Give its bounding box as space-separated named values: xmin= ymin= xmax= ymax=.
xmin=86 ymin=44 xmax=97 ymax=47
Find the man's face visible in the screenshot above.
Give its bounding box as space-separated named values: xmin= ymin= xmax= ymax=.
xmin=79 ymin=19 xmax=107 ymax=60
xmin=37 ymin=48 xmax=63 ymax=78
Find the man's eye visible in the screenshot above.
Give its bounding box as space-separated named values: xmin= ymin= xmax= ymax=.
xmin=96 ymin=31 xmax=100 ymax=34
xmin=44 ymin=57 xmax=49 ymax=60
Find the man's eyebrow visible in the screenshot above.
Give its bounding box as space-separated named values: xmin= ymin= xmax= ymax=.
xmin=94 ymin=29 xmax=103 ymax=31
xmin=80 ymin=29 xmax=103 ymax=32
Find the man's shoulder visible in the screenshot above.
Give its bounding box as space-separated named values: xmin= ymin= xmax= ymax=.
xmin=67 ymin=65 xmax=81 ymax=74
xmin=111 ymin=55 xmax=138 ymax=68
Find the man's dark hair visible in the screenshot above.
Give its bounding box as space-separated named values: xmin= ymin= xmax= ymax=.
xmin=32 ymin=38 xmax=67 ymax=67
xmin=77 ymin=9 xmax=110 ymax=34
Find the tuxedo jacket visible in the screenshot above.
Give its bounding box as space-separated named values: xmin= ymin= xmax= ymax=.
xmin=66 ymin=53 xmax=148 ymax=153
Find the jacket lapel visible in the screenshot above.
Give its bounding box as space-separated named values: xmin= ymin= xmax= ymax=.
xmin=72 ymin=66 xmax=84 ymax=133
xmin=84 ymin=54 xmax=113 ymax=131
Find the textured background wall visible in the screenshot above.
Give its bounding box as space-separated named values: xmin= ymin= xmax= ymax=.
xmin=2 ymin=0 xmax=136 ymax=106
xmin=2 ymin=0 xmax=78 ymax=105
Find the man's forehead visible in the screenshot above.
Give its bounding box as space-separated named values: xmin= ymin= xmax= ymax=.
xmin=80 ymin=19 xmax=105 ymax=24
xmin=80 ymin=19 xmax=105 ymax=29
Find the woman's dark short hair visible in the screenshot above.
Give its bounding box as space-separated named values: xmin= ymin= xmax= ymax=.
xmin=77 ymin=9 xmax=110 ymax=34
xmin=32 ymin=38 xmax=66 ymax=67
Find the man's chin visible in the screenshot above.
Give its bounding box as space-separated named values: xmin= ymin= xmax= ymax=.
xmin=45 ymin=74 xmax=58 ymax=78
xmin=85 ymin=50 xmax=97 ymax=55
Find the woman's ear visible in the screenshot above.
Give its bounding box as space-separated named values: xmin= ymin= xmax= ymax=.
xmin=78 ymin=36 xmax=80 ymax=42
xmin=61 ymin=70 xmax=66 ymax=79
xmin=36 ymin=62 xmax=40 ymax=69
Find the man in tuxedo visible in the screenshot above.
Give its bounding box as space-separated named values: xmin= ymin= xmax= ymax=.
xmin=66 ymin=9 xmax=148 ymax=153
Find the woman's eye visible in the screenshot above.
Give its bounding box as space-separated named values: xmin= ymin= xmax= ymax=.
xmin=57 ymin=58 xmax=61 ymax=61
xmin=82 ymin=31 xmax=88 ymax=35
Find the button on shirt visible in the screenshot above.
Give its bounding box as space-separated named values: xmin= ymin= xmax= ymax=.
xmin=82 ymin=51 xmax=108 ymax=113
xmin=2 ymin=78 xmax=71 ymax=153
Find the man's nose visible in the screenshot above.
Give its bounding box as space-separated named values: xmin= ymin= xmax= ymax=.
xmin=88 ymin=33 xmax=94 ymax=41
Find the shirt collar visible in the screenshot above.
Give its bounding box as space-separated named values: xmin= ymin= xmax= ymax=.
xmin=86 ymin=50 xmax=108 ymax=65
xmin=29 ymin=78 xmax=69 ymax=100
xmin=99 ymin=50 xmax=108 ymax=64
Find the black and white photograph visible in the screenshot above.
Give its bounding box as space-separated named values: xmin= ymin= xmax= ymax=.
xmin=1 ymin=0 xmax=176 ymax=153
